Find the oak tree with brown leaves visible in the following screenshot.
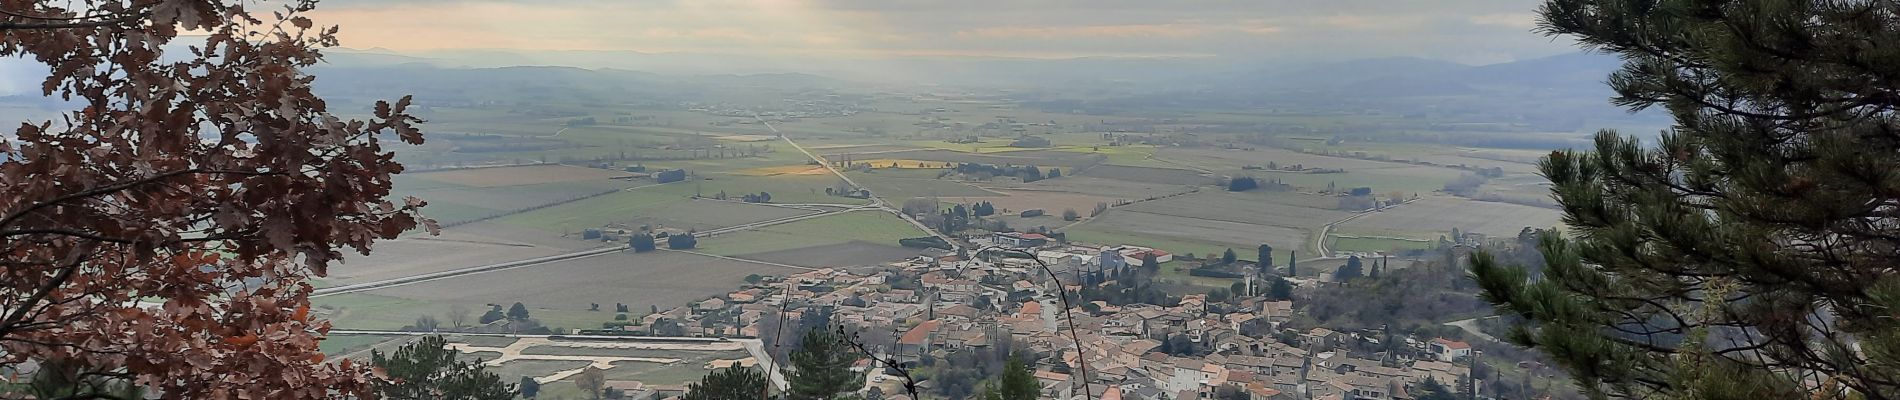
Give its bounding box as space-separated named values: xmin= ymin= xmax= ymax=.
xmin=0 ymin=0 xmax=427 ymax=398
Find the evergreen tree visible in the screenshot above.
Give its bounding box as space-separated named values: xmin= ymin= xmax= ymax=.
xmin=369 ymin=336 xmax=516 ymax=400
xmin=519 ymin=377 xmax=541 ymax=399
xmin=1222 ymin=248 xmax=1238 ymax=265
xmin=668 ymin=233 xmax=699 ymax=249
xmin=785 ymin=328 xmax=861 ymax=400
xmin=1231 ymin=281 xmax=1248 ymax=298
xmin=1207 ymin=288 xmax=1231 ymax=303
xmin=1257 ymin=244 xmax=1274 ymax=274
xmin=1334 ymin=256 xmax=1364 ymax=281
xmin=1141 ymin=253 xmax=1160 ymax=271
xmin=1414 ymin=376 xmax=1457 ymax=400
xmin=1470 ymin=1 xmax=1900 ymax=398
xmin=1268 ymin=277 xmax=1293 ymax=301
xmin=507 ymin=302 xmax=531 ymax=320
xmin=685 ymin=366 xmax=770 ymax=400
xmin=980 ymin=357 xmax=1040 ymax=400
xmin=479 ymin=306 xmax=506 ymax=324
xmin=1287 ymin=251 xmax=1297 ymax=276
xmin=629 ymin=233 xmax=656 ymax=252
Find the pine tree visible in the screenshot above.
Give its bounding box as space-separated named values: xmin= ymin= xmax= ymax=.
xmin=1287 ymin=251 xmax=1297 ymax=276
xmin=519 ymin=377 xmax=541 ymax=399
xmin=685 ymin=366 xmax=770 ymax=400
xmin=1222 ymin=248 xmax=1238 ymax=265
xmin=1470 ymin=0 xmax=1900 ymax=398
xmin=785 ymin=328 xmax=861 ymax=400
xmin=981 ymin=357 xmax=1040 ymax=400
xmin=369 ymin=336 xmax=516 ymax=400
xmin=1268 ymin=277 xmax=1293 ymax=301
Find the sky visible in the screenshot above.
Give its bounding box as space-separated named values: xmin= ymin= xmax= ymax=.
xmin=309 ymin=0 xmax=1578 ymax=65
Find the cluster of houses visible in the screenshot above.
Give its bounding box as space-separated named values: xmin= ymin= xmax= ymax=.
xmin=619 ymin=237 xmax=1489 ymax=400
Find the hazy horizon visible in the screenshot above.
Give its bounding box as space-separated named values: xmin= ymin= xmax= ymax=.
xmin=308 ymin=0 xmax=1574 ymax=65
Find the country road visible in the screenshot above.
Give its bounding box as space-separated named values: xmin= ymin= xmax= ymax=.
xmin=1313 ymin=196 xmax=1422 ymax=257
xmin=754 ymin=115 xmax=959 ymax=248
xmin=1444 ymin=317 xmax=1499 ymax=342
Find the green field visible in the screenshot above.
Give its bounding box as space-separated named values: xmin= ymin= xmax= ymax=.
xmin=314 ymin=293 xmax=434 ymax=330
xmin=317 ymin=334 xmax=403 ymax=356
xmin=695 ymin=210 xmax=928 ymax=256
xmin=1330 ymin=236 xmax=1434 ymax=253
xmin=495 ymin=187 xmax=690 ymax=232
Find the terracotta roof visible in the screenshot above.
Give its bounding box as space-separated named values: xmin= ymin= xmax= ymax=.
xmin=900 ymin=320 xmax=942 ymax=345
xmin=1433 ymin=337 xmax=1471 ymax=349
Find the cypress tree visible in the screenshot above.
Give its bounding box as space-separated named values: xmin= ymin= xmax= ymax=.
xmin=1471 ymin=0 xmax=1900 ymax=398
xmin=1257 ymin=244 xmax=1275 ymax=274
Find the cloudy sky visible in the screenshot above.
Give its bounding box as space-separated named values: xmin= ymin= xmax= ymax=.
xmin=308 ymin=0 xmax=1578 ymax=64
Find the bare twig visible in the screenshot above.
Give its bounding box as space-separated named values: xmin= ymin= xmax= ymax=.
xmin=981 ymin=246 xmax=1094 ymax=399
xmin=837 ymin=325 xmax=921 ymax=399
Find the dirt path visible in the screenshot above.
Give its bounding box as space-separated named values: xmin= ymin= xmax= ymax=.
xmin=1444 ymin=317 xmax=1499 ymax=342
xmin=1313 ymin=197 xmax=1422 ymax=257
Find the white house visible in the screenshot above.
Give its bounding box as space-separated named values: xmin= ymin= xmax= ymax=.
xmin=1430 ymin=338 xmax=1472 ymax=362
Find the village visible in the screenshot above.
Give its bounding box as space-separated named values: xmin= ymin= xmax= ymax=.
xmin=614 ymin=231 xmax=1503 ymax=400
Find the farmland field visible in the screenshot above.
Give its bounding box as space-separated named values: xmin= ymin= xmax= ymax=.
xmin=1116 ymin=191 xmax=1352 ymax=229
xmin=1330 ymin=236 xmax=1435 ymax=254
xmin=1337 ymin=197 xmax=1563 ymax=240
xmin=317 ymin=334 xmax=403 ymax=356
xmin=410 ymin=164 xmax=639 ymax=187
xmin=857 ymin=149 xmax=1104 ymax=169
xmin=1080 ymin=210 xmax=1311 ymax=254
xmin=1078 ymin=164 xmax=1216 ymax=185
xmin=1063 ymin=220 xmax=1292 ymax=263
xmin=334 ymin=251 xmax=793 ymax=331
xmin=943 ymin=189 xmax=1121 ymax=217
xmin=732 ymin=241 xmax=922 ymax=268
xmin=328 ymin=222 xmax=599 ymax=286
xmin=496 ymin=189 xmax=812 ymax=234
xmin=1156 ymin=147 xmax=1412 ymax=172
xmin=401 ymin=179 xmax=637 ymax=210
xmin=695 ymin=210 xmax=928 ymax=257
xmin=985 ymin=176 xmax=1199 ymax=200
xmin=849 ymin=173 xmax=1001 ymax=200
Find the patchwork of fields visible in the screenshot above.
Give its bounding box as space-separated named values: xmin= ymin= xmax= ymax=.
xmin=318 ymin=251 xmax=794 ymax=332
xmin=1336 ymin=197 xmax=1563 ymax=240
xmin=314 ymin=96 xmax=1580 ymax=387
